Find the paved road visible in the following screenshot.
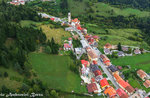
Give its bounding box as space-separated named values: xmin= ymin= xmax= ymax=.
xmin=73 ymin=26 xmax=120 ymax=89
xmin=97 ymin=60 xmax=120 ymax=89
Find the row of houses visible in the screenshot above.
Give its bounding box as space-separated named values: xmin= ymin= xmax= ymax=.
xmin=8 ymin=0 xmax=25 ymax=5
xmin=104 ymin=43 xmax=142 ymax=57
xmin=137 ymin=69 xmax=150 ymax=88
xmin=64 ymin=14 xmax=148 ymax=98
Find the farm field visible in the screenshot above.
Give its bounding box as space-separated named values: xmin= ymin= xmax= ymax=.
xmin=28 ymin=53 xmax=87 ymax=93
xmin=91 ymin=3 xmax=150 ymax=17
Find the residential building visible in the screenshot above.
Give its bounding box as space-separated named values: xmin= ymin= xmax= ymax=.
xmin=100 ymin=54 xmax=111 ymax=66
xmin=63 ymin=43 xmax=71 ymax=51
xmin=104 ymin=86 xmax=117 ymax=98
xmin=87 ymin=83 xmax=98 ymax=94
xmin=143 ymin=80 xmax=150 ymax=88
xmin=81 ymin=60 xmax=90 ymax=67
xmin=118 ymin=51 xmax=125 ymax=57
xmin=108 ymin=65 xmax=118 ymax=73
xmin=122 ymin=46 xmax=129 ymax=51
xmin=116 ymin=88 xmax=128 ymax=98
xmin=134 ymin=49 xmax=141 ymax=54
xmin=86 ymin=47 xmax=98 ymax=61
xmin=100 ymin=78 xmax=109 ymax=89
xmin=137 ymin=69 xmax=147 ymax=81
xmin=80 ymin=40 xmax=88 ymax=48
xmin=104 ymin=48 xmax=111 ymax=55
xmin=125 ymin=85 xmax=135 ymax=95
xmin=104 ymin=43 xmax=112 ymax=49
xmin=75 ymin=48 xmax=82 ymax=55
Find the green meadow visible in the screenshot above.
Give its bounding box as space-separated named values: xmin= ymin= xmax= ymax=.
xmin=110 ymin=53 xmax=150 ymax=72
xmin=28 ymin=53 xmax=87 ymax=93
xmin=91 ymin=3 xmax=150 ymax=17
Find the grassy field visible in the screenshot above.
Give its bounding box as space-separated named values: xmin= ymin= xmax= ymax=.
xmin=28 ymin=53 xmax=87 ymax=93
xmin=39 ymin=24 xmax=71 ymax=45
xmin=91 ymin=3 xmax=150 ymax=17
xmin=91 ymin=28 xmax=147 ymax=48
xmin=67 ymin=0 xmax=90 ymax=16
xmin=110 ymin=53 xmax=150 ymax=72
xmin=20 ymin=20 xmax=41 ymax=27
xmin=0 ymin=67 xmax=23 ymax=90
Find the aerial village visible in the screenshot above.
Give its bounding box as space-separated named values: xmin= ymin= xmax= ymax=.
xmin=39 ymin=12 xmax=150 ymax=98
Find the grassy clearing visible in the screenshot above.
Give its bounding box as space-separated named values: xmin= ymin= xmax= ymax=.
xmin=68 ymin=0 xmax=90 ymax=16
xmin=92 ymin=3 xmax=150 ymax=17
xmin=20 ymin=20 xmax=41 ymax=27
xmin=94 ymin=28 xmax=145 ymax=47
xmin=20 ymin=20 xmax=71 ymax=45
xmin=39 ymin=24 xmax=71 ymax=45
xmin=28 ymin=53 xmax=87 ymax=93
xmin=110 ymin=53 xmax=150 ymax=73
xmin=0 ymin=67 xmax=23 ymax=90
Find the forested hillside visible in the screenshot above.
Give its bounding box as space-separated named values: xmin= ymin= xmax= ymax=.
xmin=98 ymin=0 xmax=150 ymax=11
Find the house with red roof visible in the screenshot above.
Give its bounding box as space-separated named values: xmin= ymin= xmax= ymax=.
xmin=50 ymin=18 xmax=55 ymax=21
xmin=81 ymin=60 xmax=90 ymax=67
xmin=104 ymin=86 xmax=117 ymax=98
xmin=125 ymin=85 xmax=135 ymax=95
xmin=143 ymin=80 xmax=150 ymax=88
xmin=118 ymin=80 xmax=129 ymax=88
xmin=63 ymin=43 xmax=71 ymax=51
xmin=137 ymin=69 xmax=148 ymax=81
xmin=104 ymin=43 xmax=112 ymax=49
xmin=91 ymin=78 xmax=96 ymax=83
xmin=87 ymin=83 xmax=98 ymax=94
xmin=100 ymin=54 xmax=111 ymax=66
xmin=100 ymin=78 xmax=109 ymax=89
xmin=86 ymin=47 xmax=98 ymax=61
xmin=116 ymin=88 xmax=128 ymax=98
xmin=94 ymin=70 xmax=102 ymax=77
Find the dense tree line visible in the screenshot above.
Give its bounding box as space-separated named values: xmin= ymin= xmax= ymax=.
xmin=0 ymin=1 xmax=42 ymax=22
xmin=98 ymin=0 xmax=150 ymax=11
xmin=0 ymin=2 xmax=46 ymax=76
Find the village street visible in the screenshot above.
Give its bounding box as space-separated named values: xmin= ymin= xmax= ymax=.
xmin=73 ymin=25 xmax=120 ymax=89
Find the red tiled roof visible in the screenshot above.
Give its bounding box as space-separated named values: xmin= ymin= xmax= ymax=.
xmin=64 ymin=43 xmax=71 ymax=48
xmin=100 ymin=78 xmax=109 ymax=88
xmin=104 ymin=43 xmax=112 ymax=49
xmin=87 ymin=83 xmax=98 ymax=93
xmin=125 ymin=85 xmax=135 ymax=93
xmin=50 ymin=18 xmax=55 ymax=21
xmin=93 ymin=61 xmax=97 ymax=64
xmin=91 ymin=78 xmax=95 ymax=83
xmin=113 ymin=72 xmax=123 ymax=82
xmin=118 ymin=80 xmax=129 ymax=88
xmin=72 ymin=18 xmax=79 ymax=23
xmin=92 ymin=36 xmax=99 ymax=39
xmin=87 ymin=48 xmax=98 ymax=59
xmin=94 ymin=70 xmax=102 ymax=76
xmin=68 ymin=37 xmax=72 ymax=41
xmin=143 ymin=80 xmax=150 ymax=88
xmin=104 ymin=86 xmax=116 ymax=97
xmin=137 ymin=69 xmax=147 ymax=79
xmin=116 ymin=88 xmax=128 ymax=98
xmin=81 ymin=60 xmax=89 ymax=67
